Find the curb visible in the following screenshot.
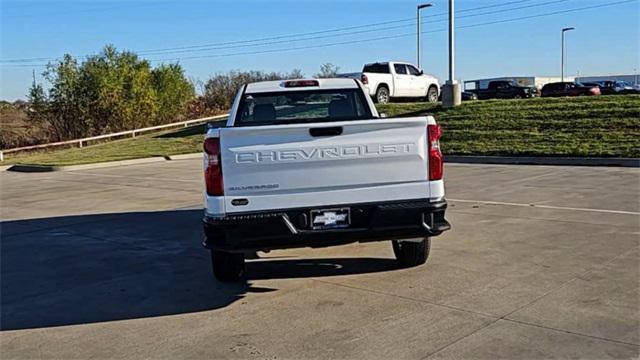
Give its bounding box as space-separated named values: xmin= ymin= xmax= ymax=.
xmin=445 ymin=155 xmax=640 ymax=167
xmin=3 ymin=153 xmax=203 ymax=172
xmin=166 ymin=153 xmax=201 ymax=161
xmin=7 ymin=156 xmax=167 ymax=172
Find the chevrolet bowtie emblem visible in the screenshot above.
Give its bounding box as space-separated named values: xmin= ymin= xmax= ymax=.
xmin=313 ymin=212 xmax=348 ymax=226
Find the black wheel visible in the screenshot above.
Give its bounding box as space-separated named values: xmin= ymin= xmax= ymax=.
xmin=514 ymin=94 xmax=522 ymax=99
xmin=426 ymin=86 xmax=439 ymax=103
xmin=211 ymin=249 xmax=245 ymax=282
xmin=392 ymin=237 xmax=430 ymax=267
xmin=375 ymin=86 xmax=390 ymax=104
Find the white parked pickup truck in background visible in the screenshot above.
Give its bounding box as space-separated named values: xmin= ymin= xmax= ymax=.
xmin=203 ymin=78 xmax=450 ymax=281
xmin=340 ymin=62 xmax=440 ymax=104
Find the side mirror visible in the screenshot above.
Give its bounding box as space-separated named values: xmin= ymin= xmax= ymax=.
xmin=379 ymin=113 xmax=388 ymax=118
xmin=418 ymin=70 xmax=424 ymax=75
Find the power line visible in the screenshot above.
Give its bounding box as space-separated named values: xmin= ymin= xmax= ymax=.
xmin=0 ymin=0 xmax=542 ymax=64
xmin=148 ymin=0 xmax=635 ymax=62
xmin=136 ymin=0 xmax=538 ymax=54
xmin=137 ymin=0 xmax=569 ymax=57
xmin=455 ymin=0 xmax=637 ymax=32
xmin=1 ymin=0 xmax=634 ymax=67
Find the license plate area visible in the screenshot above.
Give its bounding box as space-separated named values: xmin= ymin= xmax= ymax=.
xmin=310 ymin=208 xmax=351 ymax=230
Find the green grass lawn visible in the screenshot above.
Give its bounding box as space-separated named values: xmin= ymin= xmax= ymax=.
xmin=3 ymin=95 xmax=639 ymax=166
xmin=379 ymin=95 xmax=640 ymax=158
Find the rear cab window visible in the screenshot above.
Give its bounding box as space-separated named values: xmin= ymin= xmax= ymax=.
xmin=235 ymin=88 xmax=373 ymax=127
xmin=363 ymin=63 xmax=390 ymax=74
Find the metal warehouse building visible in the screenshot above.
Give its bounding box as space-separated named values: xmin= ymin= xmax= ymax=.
xmin=463 ymin=76 xmax=574 ymax=90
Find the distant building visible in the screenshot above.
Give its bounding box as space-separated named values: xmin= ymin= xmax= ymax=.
xmin=575 ymin=74 xmax=639 ymax=85
xmin=463 ymin=76 xmax=574 ymax=90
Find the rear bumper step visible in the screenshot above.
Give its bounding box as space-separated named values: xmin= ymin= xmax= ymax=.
xmin=203 ymin=199 xmax=450 ymax=252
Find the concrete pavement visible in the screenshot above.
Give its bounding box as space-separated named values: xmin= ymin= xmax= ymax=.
xmin=1 ymin=160 xmax=638 ymax=359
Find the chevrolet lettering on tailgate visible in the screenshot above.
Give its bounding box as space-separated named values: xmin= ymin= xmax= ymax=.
xmin=235 ymin=143 xmax=415 ymax=164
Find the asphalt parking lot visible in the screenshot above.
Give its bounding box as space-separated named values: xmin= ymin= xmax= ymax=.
xmin=1 ymin=160 xmax=638 ymax=359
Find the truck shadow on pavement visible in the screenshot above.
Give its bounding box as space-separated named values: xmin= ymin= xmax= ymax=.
xmin=1 ymin=209 xmax=398 ymax=331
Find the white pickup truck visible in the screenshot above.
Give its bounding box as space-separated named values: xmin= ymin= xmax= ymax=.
xmin=341 ymin=61 xmax=440 ymax=104
xmin=203 ymin=78 xmax=450 ymax=281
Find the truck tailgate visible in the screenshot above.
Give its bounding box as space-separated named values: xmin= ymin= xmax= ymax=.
xmin=219 ymin=117 xmax=431 ymax=213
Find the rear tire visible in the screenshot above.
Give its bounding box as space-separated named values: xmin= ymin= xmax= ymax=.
xmin=392 ymin=237 xmax=430 ymax=267
xmin=211 ymin=249 xmax=245 ymax=282
xmin=375 ymin=86 xmax=390 ymax=104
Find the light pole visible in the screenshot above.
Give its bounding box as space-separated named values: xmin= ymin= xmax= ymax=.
xmin=417 ymin=3 xmax=432 ymax=69
xmin=442 ymin=0 xmax=460 ymax=107
xmin=561 ymin=27 xmax=575 ymax=82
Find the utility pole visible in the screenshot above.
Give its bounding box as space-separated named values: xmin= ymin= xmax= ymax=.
xmin=448 ymin=0 xmax=454 ymax=83
xmin=417 ymin=3 xmax=432 ymax=69
xmin=561 ymin=27 xmax=575 ymax=82
xmin=442 ymin=0 xmax=460 ymax=107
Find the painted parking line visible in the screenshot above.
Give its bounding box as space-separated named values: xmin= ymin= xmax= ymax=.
xmin=449 ymin=198 xmax=640 ymax=216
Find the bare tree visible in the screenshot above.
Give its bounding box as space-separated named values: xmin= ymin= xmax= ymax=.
xmin=315 ymin=63 xmax=340 ymax=78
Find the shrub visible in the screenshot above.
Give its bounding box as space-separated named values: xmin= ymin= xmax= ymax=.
xmin=27 ymin=45 xmax=195 ymax=141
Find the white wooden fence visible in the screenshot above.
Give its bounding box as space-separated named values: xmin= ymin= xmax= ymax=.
xmin=0 ymin=114 xmax=228 ymax=161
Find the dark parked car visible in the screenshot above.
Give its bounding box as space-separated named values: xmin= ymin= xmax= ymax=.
xmin=468 ymin=80 xmax=538 ymax=100
xmin=439 ymin=91 xmax=478 ymax=102
xmin=597 ymin=81 xmax=636 ymax=94
xmin=579 ymin=82 xmax=601 ymax=88
xmin=541 ymin=82 xmax=601 ymax=97
xmin=461 ymin=91 xmax=478 ymax=101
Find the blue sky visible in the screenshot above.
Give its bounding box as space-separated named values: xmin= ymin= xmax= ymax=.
xmin=1 ymin=0 xmax=638 ymax=100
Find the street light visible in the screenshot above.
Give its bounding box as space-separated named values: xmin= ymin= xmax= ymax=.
xmin=417 ymin=3 xmax=432 ymax=68
xmin=561 ymin=27 xmax=575 ymax=82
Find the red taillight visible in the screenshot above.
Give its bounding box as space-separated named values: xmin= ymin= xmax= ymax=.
xmin=427 ymin=124 xmax=443 ymax=181
xmin=361 ymin=74 xmax=369 ymax=85
xmin=204 ymin=137 xmax=223 ymax=196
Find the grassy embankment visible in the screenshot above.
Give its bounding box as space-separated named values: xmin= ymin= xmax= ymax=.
xmin=3 ymin=95 xmax=639 ymax=166
xmin=378 ymin=95 xmax=640 ymax=158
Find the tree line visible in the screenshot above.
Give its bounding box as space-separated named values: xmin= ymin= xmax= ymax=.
xmin=23 ymin=44 xmax=340 ymax=144
xmin=193 ymin=63 xmax=338 ymax=113
xmin=28 ymin=45 xmax=195 ymax=141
